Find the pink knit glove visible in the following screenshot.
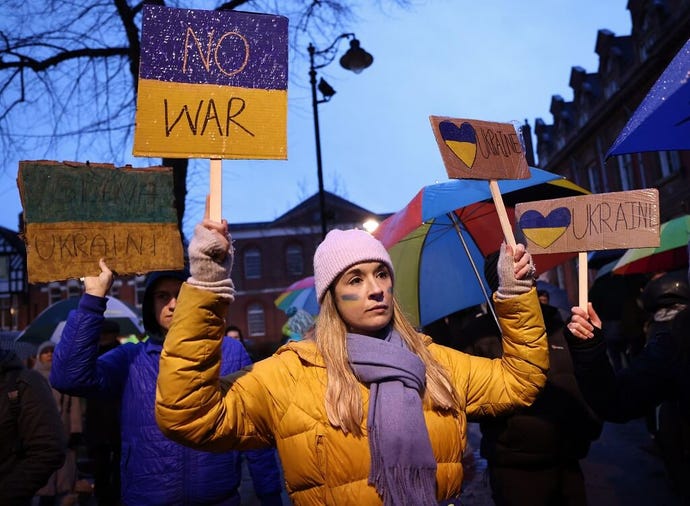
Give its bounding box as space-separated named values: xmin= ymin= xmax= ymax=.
xmin=496 ymin=242 xmax=535 ymax=299
xmin=187 ymin=223 xmax=235 ymax=301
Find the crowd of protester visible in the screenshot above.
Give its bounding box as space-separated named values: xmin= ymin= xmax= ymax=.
xmin=2 ymin=217 xmax=688 ymax=505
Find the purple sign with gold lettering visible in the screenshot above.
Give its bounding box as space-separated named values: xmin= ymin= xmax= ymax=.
xmin=134 ymin=4 xmax=288 ymax=159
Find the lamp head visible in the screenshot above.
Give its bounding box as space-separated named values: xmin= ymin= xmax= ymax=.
xmin=340 ymin=38 xmax=373 ymax=74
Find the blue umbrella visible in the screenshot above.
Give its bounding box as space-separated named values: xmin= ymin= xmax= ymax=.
xmin=607 ymin=37 xmax=690 ymax=156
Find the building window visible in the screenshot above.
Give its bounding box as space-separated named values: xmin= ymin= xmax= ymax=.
xmin=616 ymin=155 xmax=633 ymax=191
xmin=0 ymin=257 xmax=9 ymax=295
xmin=244 ymin=248 xmax=262 ymax=280
xmin=286 ymin=244 xmax=304 ymax=276
xmin=110 ymin=279 xmax=122 ymax=298
xmin=247 ymin=303 xmax=265 ymax=337
xmin=587 ymin=165 xmax=601 ymax=193
xmin=48 ymin=282 xmax=62 ymax=305
xmin=134 ymin=275 xmax=146 ymax=311
xmin=66 ymin=279 xmax=81 ymax=299
xmin=0 ymin=297 xmax=12 ymax=330
xmin=658 ymin=150 xmax=681 ymax=178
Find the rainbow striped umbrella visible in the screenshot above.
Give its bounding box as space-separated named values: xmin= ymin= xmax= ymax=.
xmin=613 ymin=214 xmax=690 ymax=275
xmin=373 ymin=168 xmax=588 ymax=327
xmin=274 ymin=276 xmax=318 ymax=316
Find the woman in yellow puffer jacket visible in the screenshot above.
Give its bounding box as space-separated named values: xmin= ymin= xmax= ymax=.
xmin=155 ymin=214 xmax=548 ymax=506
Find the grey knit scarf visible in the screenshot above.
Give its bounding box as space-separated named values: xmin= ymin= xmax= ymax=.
xmin=347 ymin=330 xmax=437 ymax=506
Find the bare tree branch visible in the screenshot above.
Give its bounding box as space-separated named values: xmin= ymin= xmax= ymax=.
xmin=0 ymin=47 xmax=130 ymax=72
xmin=0 ymin=0 xmax=417 ymax=234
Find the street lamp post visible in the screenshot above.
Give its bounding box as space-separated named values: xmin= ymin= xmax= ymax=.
xmin=308 ymin=34 xmax=373 ymax=239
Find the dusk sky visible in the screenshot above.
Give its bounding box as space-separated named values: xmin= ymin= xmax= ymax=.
xmin=0 ymin=1 xmax=633 ymax=239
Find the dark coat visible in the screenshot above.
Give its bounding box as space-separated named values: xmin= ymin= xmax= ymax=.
xmin=464 ymin=304 xmax=602 ymax=467
xmin=567 ymin=309 xmax=690 ymax=422
xmin=51 ymin=293 xmax=283 ymax=506
xmin=0 ymin=350 xmax=66 ymax=506
xmin=568 ymin=308 xmax=690 ymax=501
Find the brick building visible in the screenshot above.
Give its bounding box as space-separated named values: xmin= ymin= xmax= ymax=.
xmin=226 ymin=191 xmax=389 ymax=358
xmin=534 ymin=0 xmax=690 ymax=300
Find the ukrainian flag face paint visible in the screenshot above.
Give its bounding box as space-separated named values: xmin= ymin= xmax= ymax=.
xmin=334 ymin=261 xmax=393 ymax=337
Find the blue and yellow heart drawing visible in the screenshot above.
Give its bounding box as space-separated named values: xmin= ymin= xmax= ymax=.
xmin=518 ymin=207 xmax=571 ymax=249
xmin=439 ymin=120 xmax=477 ymax=169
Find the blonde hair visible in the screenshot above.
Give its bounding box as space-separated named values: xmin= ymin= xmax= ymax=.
xmin=315 ymin=290 xmax=461 ymax=436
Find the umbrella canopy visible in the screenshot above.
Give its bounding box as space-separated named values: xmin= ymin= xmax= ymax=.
xmin=17 ymin=296 xmax=144 ymax=346
xmin=612 ymin=214 xmax=690 ymax=275
xmin=373 ymin=168 xmax=589 ymax=327
xmin=587 ymin=248 xmax=626 ymax=269
xmin=607 ymin=37 xmax=690 ymax=156
xmin=274 ymin=276 xmax=318 ymax=316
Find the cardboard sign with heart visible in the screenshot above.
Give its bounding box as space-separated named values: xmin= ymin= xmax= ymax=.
xmin=515 ymin=188 xmax=660 ymax=254
xmin=429 ymin=116 xmax=531 ymax=180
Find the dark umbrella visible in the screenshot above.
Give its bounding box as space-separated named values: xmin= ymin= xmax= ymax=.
xmin=607 ymin=37 xmax=690 ymax=156
xmin=17 ymin=296 xmax=143 ymax=345
xmin=587 ymin=249 xmax=626 ymax=269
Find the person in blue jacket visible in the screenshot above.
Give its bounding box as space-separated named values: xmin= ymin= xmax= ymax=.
xmin=50 ymin=260 xmax=284 ymax=506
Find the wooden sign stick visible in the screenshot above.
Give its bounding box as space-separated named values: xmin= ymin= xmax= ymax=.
xmin=489 ymin=180 xmax=516 ymax=249
xmin=578 ymin=251 xmax=588 ymax=311
xmin=209 ymin=158 xmax=222 ymax=222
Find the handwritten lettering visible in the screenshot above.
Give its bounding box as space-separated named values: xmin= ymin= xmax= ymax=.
xmin=476 ymin=127 xmax=522 ymax=159
xmin=24 ymin=171 xmax=171 ymax=222
xmin=33 ymin=232 xmax=158 ymax=261
xmin=571 ymin=200 xmax=655 ymax=239
xmin=164 ymin=97 xmax=254 ymax=138
xmin=182 ymin=27 xmax=249 ymax=78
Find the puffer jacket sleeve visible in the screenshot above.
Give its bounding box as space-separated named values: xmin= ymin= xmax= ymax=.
xmin=157 ymin=283 xmax=276 ymax=451
xmin=51 ymin=293 xmax=134 ymax=398
xmin=464 ymin=287 xmax=549 ymax=417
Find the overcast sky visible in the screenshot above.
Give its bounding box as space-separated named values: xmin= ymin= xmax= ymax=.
xmin=0 ymin=0 xmax=633 ymax=239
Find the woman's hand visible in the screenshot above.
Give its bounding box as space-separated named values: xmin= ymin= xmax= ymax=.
xmin=496 ymin=242 xmax=536 ymax=298
xmin=186 ymin=195 xmax=236 ymax=300
xmin=509 ymin=243 xmax=537 ymax=281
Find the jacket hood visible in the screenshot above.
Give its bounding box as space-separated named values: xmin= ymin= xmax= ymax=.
xmin=37 ymin=340 xmax=55 ymax=356
xmin=142 ymin=269 xmax=189 ymax=336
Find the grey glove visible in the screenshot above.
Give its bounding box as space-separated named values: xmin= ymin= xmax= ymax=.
xmin=187 ymin=223 xmax=236 ymax=301
xmin=496 ymin=242 xmax=535 ymax=299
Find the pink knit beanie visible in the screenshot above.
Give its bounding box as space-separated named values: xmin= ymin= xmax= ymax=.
xmin=313 ymin=229 xmax=394 ymax=303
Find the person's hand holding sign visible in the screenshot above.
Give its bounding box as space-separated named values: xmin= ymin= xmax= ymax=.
xmin=567 ymin=303 xmax=602 ymax=341
xmin=186 ymin=196 xmax=236 ymax=301
xmin=83 ymin=258 xmax=114 ymax=298
xmin=496 ymin=242 xmax=537 ymax=299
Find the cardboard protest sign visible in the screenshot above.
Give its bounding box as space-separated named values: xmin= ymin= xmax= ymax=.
xmin=515 ymin=189 xmax=660 ymax=254
xmin=18 ymin=161 xmax=185 ymax=283
xmin=429 ymin=117 xmax=531 ymax=180
xmin=133 ymin=4 xmax=288 ymax=160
